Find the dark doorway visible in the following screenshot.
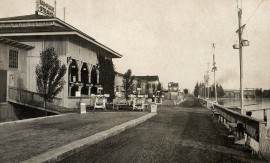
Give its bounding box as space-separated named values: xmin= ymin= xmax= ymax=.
xmin=81 ymin=63 xmax=89 ymax=84
xmin=68 ymin=59 xmax=78 ymax=83
xmin=91 ymin=66 xmax=97 ymax=85
xmin=0 ymin=70 xmax=7 ymax=103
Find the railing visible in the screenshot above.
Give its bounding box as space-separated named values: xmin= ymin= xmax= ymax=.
xmin=214 ymin=104 xmax=263 ymax=141
xmin=7 ymin=87 xmax=67 ymax=113
xmin=198 ymin=98 xmax=265 ymax=142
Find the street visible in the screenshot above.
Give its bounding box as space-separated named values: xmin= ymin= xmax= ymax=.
xmin=61 ymin=105 xmax=266 ymax=163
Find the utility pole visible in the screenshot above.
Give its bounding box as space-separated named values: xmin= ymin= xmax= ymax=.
xmin=212 ymin=43 xmax=217 ymax=103
xmin=238 ymin=8 xmax=244 ymax=114
xmin=233 ymin=3 xmax=249 ymax=115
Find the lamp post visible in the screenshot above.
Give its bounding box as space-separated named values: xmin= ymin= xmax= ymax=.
xmin=233 ymin=6 xmax=249 ymax=115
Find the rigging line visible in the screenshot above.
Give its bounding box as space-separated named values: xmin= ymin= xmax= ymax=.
xmin=246 ymin=0 xmax=265 ymax=24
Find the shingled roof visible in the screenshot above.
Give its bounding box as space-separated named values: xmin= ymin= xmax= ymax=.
xmin=0 ymin=14 xmax=53 ymax=21
xmin=0 ymin=14 xmax=122 ymax=58
xmin=0 ymin=26 xmax=72 ymax=34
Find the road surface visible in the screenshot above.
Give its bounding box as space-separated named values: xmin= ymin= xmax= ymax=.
xmin=61 ymin=106 xmax=266 ymax=163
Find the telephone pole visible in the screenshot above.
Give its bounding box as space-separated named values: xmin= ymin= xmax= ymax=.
xmin=212 ymin=43 xmax=217 ymax=103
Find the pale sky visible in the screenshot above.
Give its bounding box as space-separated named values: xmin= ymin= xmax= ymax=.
xmin=1 ymin=0 xmax=270 ymax=90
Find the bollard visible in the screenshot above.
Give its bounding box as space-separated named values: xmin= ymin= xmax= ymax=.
xmin=150 ymin=103 xmax=157 ymax=113
xmin=80 ymin=103 xmax=86 ymax=114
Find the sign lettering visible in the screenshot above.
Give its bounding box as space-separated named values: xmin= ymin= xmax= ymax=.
xmin=36 ymin=0 xmax=55 ymax=17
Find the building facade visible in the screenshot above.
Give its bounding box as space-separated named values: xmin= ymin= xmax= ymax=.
xmin=0 ymin=14 xmax=122 ymax=108
xmin=133 ymin=76 xmax=160 ymax=97
xmin=0 ymin=37 xmax=34 ymax=103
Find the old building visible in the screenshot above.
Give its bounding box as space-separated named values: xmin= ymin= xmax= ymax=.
xmin=0 ymin=13 xmax=122 ymax=109
xmin=133 ymin=75 xmax=160 ymax=97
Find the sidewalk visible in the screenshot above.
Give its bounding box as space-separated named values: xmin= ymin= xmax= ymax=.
xmin=0 ymin=111 xmax=147 ymax=162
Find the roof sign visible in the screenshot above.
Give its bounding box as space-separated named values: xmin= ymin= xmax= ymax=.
xmin=36 ymin=0 xmax=55 ymax=17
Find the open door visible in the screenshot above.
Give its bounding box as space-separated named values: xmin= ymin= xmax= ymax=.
xmin=0 ymin=70 xmax=7 ymax=103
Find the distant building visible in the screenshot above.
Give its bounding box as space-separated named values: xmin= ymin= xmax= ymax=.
xmin=133 ymin=75 xmax=159 ymax=96
xmin=165 ymin=82 xmax=180 ymax=100
xmin=168 ymin=82 xmax=179 ymax=92
xmin=224 ymin=88 xmax=256 ymax=98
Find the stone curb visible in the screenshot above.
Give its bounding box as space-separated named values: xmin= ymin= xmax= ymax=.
xmin=22 ymin=112 xmax=157 ymax=163
xmin=0 ymin=113 xmax=74 ymax=127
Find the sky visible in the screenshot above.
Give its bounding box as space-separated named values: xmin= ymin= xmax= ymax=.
xmin=1 ymin=0 xmax=270 ymax=90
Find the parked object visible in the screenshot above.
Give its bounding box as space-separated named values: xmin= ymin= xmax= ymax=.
xmin=113 ymin=96 xmax=129 ymax=110
xmin=132 ymin=95 xmax=147 ymax=111
xmin=93 ymin=94 xmax=109 ymax=110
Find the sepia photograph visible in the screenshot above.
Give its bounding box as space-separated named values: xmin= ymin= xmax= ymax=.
xmin=0 ymin=0 xmax=270 ymax=162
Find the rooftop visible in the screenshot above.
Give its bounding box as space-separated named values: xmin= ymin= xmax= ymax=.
xmin=0 ymin=14 xmax=53 ymax=21
xmin=0 ymin=14 xmax=122 ymax=58
xmin=134 ymin=75 xmax=159 ymax=81
xmin=0 ymin=37 xmax=34 ymax=50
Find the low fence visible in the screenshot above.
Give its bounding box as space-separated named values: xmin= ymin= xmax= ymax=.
xmin=7 ymin=87 xmax=71 ymax=113
xmin=199 ymin=98 xmax=270 ymax=157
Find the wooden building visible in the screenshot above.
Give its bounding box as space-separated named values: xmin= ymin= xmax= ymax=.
xmin=0 ymin=14 xmax=122 ymax=109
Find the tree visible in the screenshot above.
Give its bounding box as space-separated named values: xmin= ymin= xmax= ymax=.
xmin=145 ymin=82 xmax=151 ymax=96
xmin=263 ymin=90 xmax=270 ymax=98
xmin=255 ymin=88 xmax=262 ymax=98
xmin=123 ymin=69 xmax=134 ymax=99
xmin=184 ymin=88 xmax=189 ymax=94
xmin=98 ymin=54 xmax=115 ymax=101
xmin=36 ymin=48 xmax=67 ymax=115
xmin=217 ymin=84 xmax=225 ymax=97
xmin=193 ymin=82 xmax=199 ymax=97
xmin=157 ymin=82 xmax=162 ymax=91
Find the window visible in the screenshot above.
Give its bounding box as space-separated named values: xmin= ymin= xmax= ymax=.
xmin=9 ymin=50 xmax=18 ymax=69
